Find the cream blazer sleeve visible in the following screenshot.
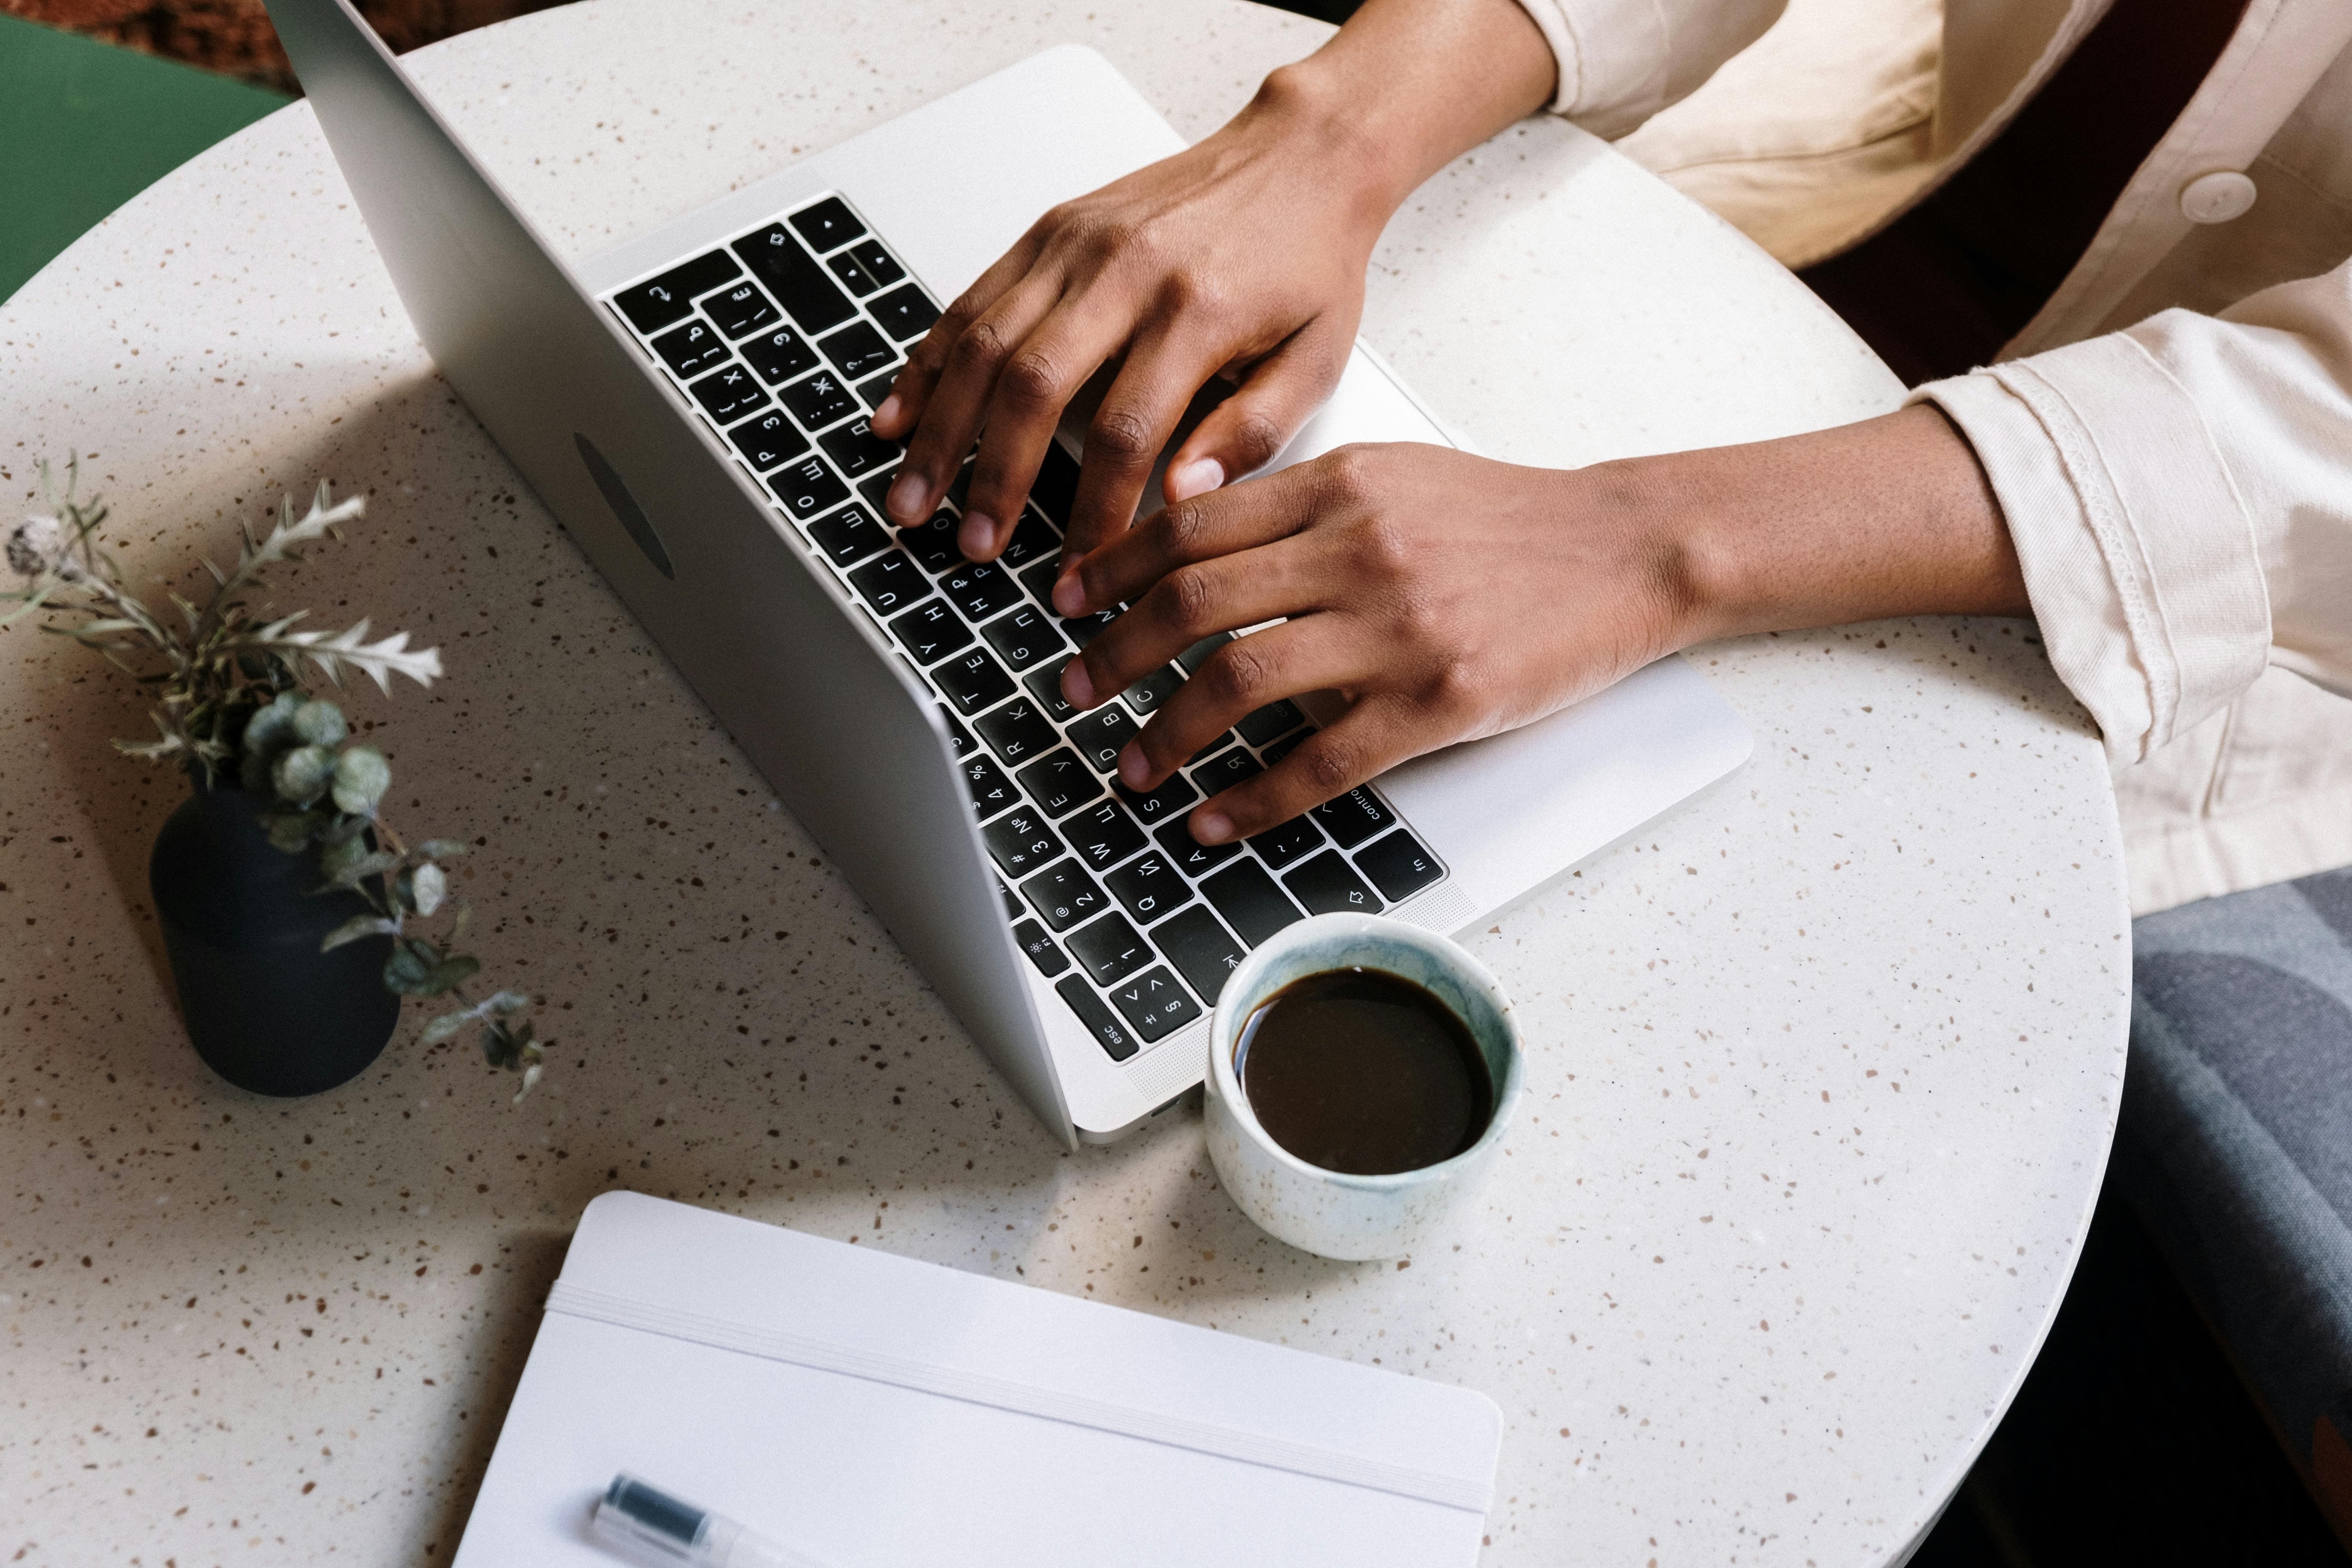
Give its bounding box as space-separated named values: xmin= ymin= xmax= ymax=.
xmin=1511 ymin=0 xmax=1789 ymax=138
xmin=1917 ymin=257 xmax=2352 ymax=766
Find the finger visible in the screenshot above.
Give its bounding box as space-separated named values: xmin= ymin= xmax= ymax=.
xmin=954 ymin=298 xmax=1139 ymax=561
xmin=1053 ymin=325 xmax=1234 ymax=568
xmin=1112 ymin=616 xmax=1367 ymax=792
xmin=869 ymin=231 xmax=1043 ymax=442
xmin=1162 ymin=319 xmax=1351 ymax=504
xmin=883 ymin=273 xmax=1061 ymax=528
xmin=1063 ymin=533 xmax=1329 ymax=719
xmin=1188 ymin=696 xmax=1426 ymax=845
xmin=1055 ymin=460 xmax=1322 ymax=618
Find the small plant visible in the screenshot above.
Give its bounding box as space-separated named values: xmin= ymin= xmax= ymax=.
xmin=4 ymin=459 xmax=550 ymax=1097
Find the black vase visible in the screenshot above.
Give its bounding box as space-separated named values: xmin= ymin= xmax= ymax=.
xmin=149 ymin=778 xmax=401 ymax=1095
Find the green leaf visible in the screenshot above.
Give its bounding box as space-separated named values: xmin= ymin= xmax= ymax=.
xmin=427 ymin=953 xmax=481 ymax=995
xmin=330 ymin=745 xmax=390 ymax=816
xmin=410 ymin=861 xmax=448 ymax=917
xmin=240 ymin=690 xmax=303 ymax=761
xmin=272 ymin=744 xmax=336 ymax=807
xmin=321 ymin=913 xmax=400 ymax=952
xmin=291 ymin=698 xmax=347 ymax=747
xmin=484 ymin=989 xmax=530 ymax=1015
xmin=264 ymin=810 xmax=323 ymax=854
xmin=417 ymin=1009 xmax=473 ymax=1046
xmin=321 ymin=849 xmax=401 ymax=891
xmin=383 ymin=937 xmax=441 ymax=995
xmin=415 ymin=839 xmax=470 ymax=860
xmin=480 ymin=1020 xmax=521 ymax=1070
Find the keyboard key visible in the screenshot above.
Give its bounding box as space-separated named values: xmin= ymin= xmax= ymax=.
xmin=959 ymin=752 xmax=1019 ymax=819
xmin=934 ymin=647 xmax=1015 ymax=715
xmin=1066 ymin=798 xmax=1148 ymax=873
xmin=902 ymin=508 xmax=963 ymax=573
xmin=740 ymin=323 xmax=819 ymax=384
xmin=1104 ymin=851 xmax=1191 ymax=923
xmin=1015 ymin=748 xmax=1099 ymax=818
xmin=946 ymin=456 xmax=978 ymax=510
xmin=939 ymin=561 xmax=1024 ymax=623
xmin=1108 ymin=966 xmax=1200 ymax=1043
xmin=1247 ymin=814 xmax=1325 ymax=871
xmin=768 ymin=456 xmax=850 ymax=519
xmin=819 ymin=416 xmax=900 ymax=481
xmin=650 ymin=317 xmax=729 ymax=378
xmin=976 ymin=696 xmax=1058 ymax=766
xmin=979 ymin=605 xmax=1067 ymax=672
xmin=870 ymin=282 xmax=941 ymax=341
xmin=736 ymin=224 xmax=857 ymax=334
xmin=1203 ymin=860 xmax=1303 ymax=946
xmin=1237 ymin=699 xmax=1306 ymax=747
xmin=857 ymin=369 xmax=900 ymax=411
xmin=1309 ymin=786 xmax=1396 ymax=850
xmin=1152 ymin=906 xmax=1245 ymax=1004
xmin=818 ymin=321 xmax=897 ymax=381
xmin=614 ymin=249 xmax=740 ymax=333
xmin=1283 ymin=850 xmax=1381 ymax=915
xmin=1063 ymin=609 xmax=1120 ymax=649
xmin=888 ymin=597 xmax=973 ymax=666
xmin=1189 ymin=733 xmax=1238 ymax=765
xmin=827 ymin=248 xmax=885 ymax=296
xmin=940 ymin=707 xmax=975 ymax=758
xmin=688 ymin=362 xmax=769 ymax=423
xmin=847 ymin=550 xmax=925 ymax=615
xmin=845 ymin=238 xmax=905 ymax=289
xmin=1013 ymin=919 xmax=1069 ymax=977
xmin=1154 ymin=816 xmax=1240 ymax=878
xmin=1354 ymin=830 xmax=1443 ymax=903
xmin=1024 ymin=658 xmax=1079 ymax=724
xmin=788 ymin=196 xmax=864 ymax=252
xmin=1120 ymin=663 xmax=1185 ymax=718
xmin=1190 ymin=747 xmax=1263 ymax=796
xmin=999 ymin=505 xmax=1061 ymax=569
xmin=1031 ymin=441 xmax=1081 ymax=524
xmin=805 ymin=503 xmax=890 ymax=567
xmin=706 ymin=279 xmax=781 ymax=339
xmin=981 ymin=805 xmax=1061 ymax=879
xmin=1259 ymin=728 xmax=1310 ymax=768
xmin=1066 ymin=911 xmax=1152 ymax=987
xmin=1114 ymin=770 xmax=1199 ymax=828
xmin=1016 ymin=557 xmax=1063 ymax=612
xmin=1055 ymin=974 xmax=1138 ymax=1062
xmin=1018 ymin=859 xmax=1109 ymax=932
xmin=1067 ymin=705 xmax=1139 ymax=773
xmin=1177 ymin=632 xmax=1232 ymax=674
xmin=996 ymin=877 xmax=1022 ymax=920
xmin=780 ymin=370 xmax=858 ymax=430
xmin=727 ymin=409 xmax=807 ymax=472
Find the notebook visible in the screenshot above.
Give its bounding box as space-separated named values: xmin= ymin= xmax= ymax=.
xmin=452 ymin=1192 xmax=1503 ymax=1567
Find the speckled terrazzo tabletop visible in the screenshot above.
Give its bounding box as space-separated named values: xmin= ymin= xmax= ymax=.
xmin=0 ymin=2 xmax=2130 ymax=1565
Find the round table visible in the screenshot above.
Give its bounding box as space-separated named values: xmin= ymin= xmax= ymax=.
xmin=0 ymin=3 xmax=2130 ymax=1564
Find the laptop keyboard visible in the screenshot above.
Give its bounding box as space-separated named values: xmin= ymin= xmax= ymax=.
xmin=604 ymin=192 xmax=1449 ymax=1064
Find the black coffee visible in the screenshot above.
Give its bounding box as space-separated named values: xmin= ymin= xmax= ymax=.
xmin=1236 ymin=967 xmax=1493 ymax=1176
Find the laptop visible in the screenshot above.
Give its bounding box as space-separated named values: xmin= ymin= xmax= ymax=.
xmin=263 ymin=0 xmax=1752 ymax=1147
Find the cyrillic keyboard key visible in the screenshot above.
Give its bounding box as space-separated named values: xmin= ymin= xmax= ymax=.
xmin=805 ymin=503 xmax=890 ymax=568
xmin=1067 ymin=798 xmax=1148 ymax=873
xmin=1016 ymin=748 xmax=1100 ymax=818
xmin=902 ymin=509 xmax=962 ymax=573
xmin=818 ymin=416 xmax=900 ymax=481
xmin=981 ymin=805 xmax=1061 ymax=879
xmin=818 ymin=321 xmax=897 ymax=381
xmin=1259 ymin=728 xmax=1310 ymax=768
xmin=827 ymin=248 xmax=884 ymax=296
xmin=976 ymin=696 xmax=1058 ymax=766
xmin=740 ymin=323 xmax=819 ymax=384
xmin=1309 ymin=786 xmax=1396 ymax=850
xmin=1104 ymin=851 xmax=1191 ymax=924
xmin=736 ymin=224 xmax=856 ymax=334
xmin=780 ymin=369 xmax=858 ymax=431
xmin=958 ymin=752 xmax=1019 ymax=819
xmin=1177 ymin=632 xmax=1233 ymax=674
xmin=1354 ymin=830 xmax=1444 ymax=903
xmin=1154 ymin=908 xmax=1245 ymax=1006
xmin=847 ymin=551 xmax=925 ymax=615
xmin=1114 ymin=770 xmax=1199 ymax=827
xmin=999 ymin=506 xmax=1061 ymax=569
xmin=939 ymin=560 xmax=1023 ymax=623
xmin=1283 ymin=850 xmax=1380 ymax=915
xmin=1024 ymin=658 xmax=1079 ymax=724
xmin=1108 ymin=966 xmax=1199 ymax=1043
xmin=845 ymin=238 xmax=904 ymax=289
xmin=706 ymin=279 xmax=781 ymax=338
xmin=1121 ymin=663 xmax=1185 ymax=717
xmin=979 ymin=605 xmax=1067 ymax=672
xmin=933 ymin=647 xmax=1015 ymax=715
xmin=1063 ymin=609 xmax=1119 ymax=649
xmin=1019 ymin=859 xmax=1109 ymax=933
xmin=1067 ymin=705 xmax=1139 ymax=773
xmin=651 ymin=317 xmax=729 ymax=378
xmin=1204 ymin=860 xmax=1303 ymax=946
xmin=1032 ymin=440 xmax=1081 ymax=524
xmin=1154 ymin=816 xmax=1240 ymax=877
xmin=997 ymin=878 xmax=1022 ymax=920
xmin=769 ymin=457 xmax=849 ymax=519
xmin=1189 ymin=733 xmax=1237 ymax=765
xmin=1016 ymin=556 xmax=1063 ymax=612
xmin=888 ymin=597 xmax=972 ymax=666
xmin=1013 ymin=919 xmax=1069 ymax=978
xmin=1055 ymin=974 xmax=1137 ymax=1062
xmin=858 ymin=466 xmax=900 ymax=519
xmin=870 ymin=282 xmax=941 ymax=341
xmin=788 ymin=197 xmax=865 ymax=252
xmin=1190 ymin=747 xmax=1263 ymax=796
xmin=614 ymin=249 xmax=739 ymax=333
xmin=1237 ymin=699 xmax=1306 ymax=747
xmin=857 ymin=369 xmax=900 ymax=411
xmin=1247 ymin=814 xmax=1325 ymax=871
xmin=688 ymin=362 xmax=769 ymax=423
xmin=1066 ymin=911 xmax=1152 ymax=987
xmin=940 ymin=708 xmax=975 ymax=758
xmin=727 ymin=409 xmax=807 ymax=472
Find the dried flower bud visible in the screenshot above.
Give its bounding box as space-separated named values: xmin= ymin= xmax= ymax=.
xmin=291 ymin=700 xmax=347 ymax=748
xmin=331 ymin=745 xmax=391 ymax=816
xmin=6 ymin=515 xmax=80 ymax=581
xmin=272 ymin=744 xmax=337 ymax=807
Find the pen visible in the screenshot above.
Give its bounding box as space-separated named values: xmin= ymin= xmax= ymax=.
xmin=594 ymin=1473 xmax=830 ymax=1568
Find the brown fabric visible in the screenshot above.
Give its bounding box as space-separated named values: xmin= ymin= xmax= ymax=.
xmin=2312 ymin=1409 xmax=2352 ymax=1556
xmin=1801 ymin=0 xmax=2252 ymax=387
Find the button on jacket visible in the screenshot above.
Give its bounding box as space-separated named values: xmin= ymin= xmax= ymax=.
xmin=1512 ymin=0 xmax=2352 ymax=914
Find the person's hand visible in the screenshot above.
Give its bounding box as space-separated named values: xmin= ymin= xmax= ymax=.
xmin=1053 ymin=406 xmax=2027 ymax=845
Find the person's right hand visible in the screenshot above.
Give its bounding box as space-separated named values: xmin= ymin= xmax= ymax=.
xmin=868 ymin=68 xmax=1393 ymax=573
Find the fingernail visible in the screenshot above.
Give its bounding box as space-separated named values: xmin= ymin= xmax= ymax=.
xmin=1194 ymin=812 xmax=1234 ymax=845
xmin=873 ymin=394 xmax=902 ymax=429
xmin=885 ymin=470 xmax=929 ymax=524
xmin=1052 ymin=572 xmax=1087 ymax=617
xmin=958 ymin=511 xmax=997 ymax=560
xmin=1061 ymin=660 xmax=1095 ymax=708
xmin=1166 ymin=456 xmax=1224 ymax=502
xmin=1118 ymin=746 xmax=1148 ymax=789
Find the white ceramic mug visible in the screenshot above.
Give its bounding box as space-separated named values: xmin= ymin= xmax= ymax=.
xmin=1203 ymin=912 xmax=1524 ymax=1261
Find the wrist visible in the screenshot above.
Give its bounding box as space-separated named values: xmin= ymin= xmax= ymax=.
xmin=1242 ymin=59 xmax=1424 ymax=225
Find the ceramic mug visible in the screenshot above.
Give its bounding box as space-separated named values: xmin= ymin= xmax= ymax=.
xmin=1204 ymin=912 xmax=1524 ymax=1261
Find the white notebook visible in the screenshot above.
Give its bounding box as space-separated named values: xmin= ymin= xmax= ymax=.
xmin=453 ymin=1193 xmax=1503 ymax=1567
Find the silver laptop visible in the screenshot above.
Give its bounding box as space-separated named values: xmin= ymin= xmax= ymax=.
xmin=265 ymin=0 xmax=1751 ymax=1146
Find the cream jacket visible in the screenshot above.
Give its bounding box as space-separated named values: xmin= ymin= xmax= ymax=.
xmin=1512 ymin=0 xmax=2352 ymax=915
